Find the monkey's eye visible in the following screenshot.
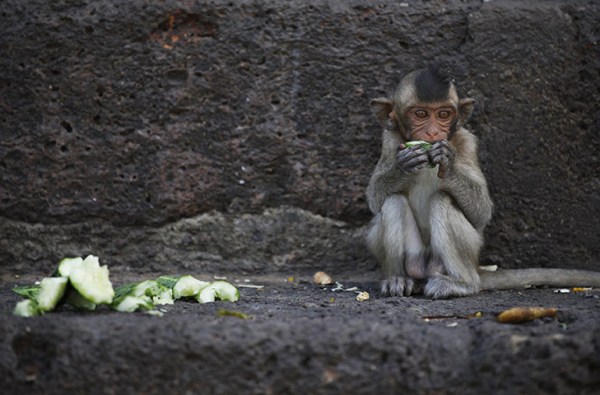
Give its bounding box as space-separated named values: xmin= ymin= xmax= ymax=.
xmin=414 ymin=110 xmax=428 ymax=119
xmin=438 ymin=110 xmax=451 ymax=119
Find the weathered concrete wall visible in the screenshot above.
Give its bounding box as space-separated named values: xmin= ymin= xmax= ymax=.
xmin=1 ymin=0 xmax=599 ymax=274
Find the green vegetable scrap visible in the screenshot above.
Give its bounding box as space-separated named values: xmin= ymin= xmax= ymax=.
xmin=63 ymin=288 xmax=97 ymax=311
xmin=132 ymin=280 xmax=175 ymax=305
xmin=111 ymin=279 xmax=174 ymax=312
xmin=111 ymin=276 xmax=240 ymax=312
xmin=13 ymin=299 xmax=39 ymax=317
xmin=217 ymin=309 xmax=249 ymax=319
xmin=12 ymin=284 xmax=41 ymax=300
xmin=196 ymin=281 xmax=240 ymax=304
xmin=69 ymin=255 xmax=114 ymax=304
xmin=173 ymin=275 xmax=209 ymax=299
xmin=404 ymin=140 xmax=435 ymax=167
xmin=404 ymin=140 xmax=433 ymax=150
xmin=113 ymin=296 xmax=155 ymax=313
xmin=156 ymin=275 xmax=180 ymax=289
xmin=13 ymin=255 xmax=114 ymax=317
xmin=12 ymin=255 xmax=241 ymax=317
xmin=57 ymin=257 xmax=84 ymax=277
xmin=37 ymin=277 xmax=69 ymax=312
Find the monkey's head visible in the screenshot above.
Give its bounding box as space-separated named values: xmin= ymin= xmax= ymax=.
xmin=371 ymin=65 xmax=475 ymax=143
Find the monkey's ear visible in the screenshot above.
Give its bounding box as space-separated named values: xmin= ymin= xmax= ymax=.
xmin=370 ymin=98 xmax=394 ymax=128
xmin=457 ymin=98 xmax=476 ymax=128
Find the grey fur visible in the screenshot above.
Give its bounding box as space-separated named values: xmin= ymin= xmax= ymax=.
xmin=366 ymin=125 xmax=493 ymax=299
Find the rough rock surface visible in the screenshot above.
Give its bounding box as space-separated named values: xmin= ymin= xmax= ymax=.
xmin=2 ymin=274 xmax=600 ymax=394
xmin=1 ymin=0 xmax=599 ymax=274
xmin=2 ymin=1 xmax=600 ymax=393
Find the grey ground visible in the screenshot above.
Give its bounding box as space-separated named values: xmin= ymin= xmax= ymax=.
xmin=2 ymin=271 xmax=600 ymax=394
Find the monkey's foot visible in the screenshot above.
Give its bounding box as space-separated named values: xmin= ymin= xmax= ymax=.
xmin=380 ymin=276 xmax=415 ymax=297
xmin=423 ymin=275 xmax=478 ymax=299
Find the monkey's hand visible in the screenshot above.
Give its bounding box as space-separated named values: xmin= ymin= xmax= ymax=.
xmin=396 ymin=145 xmax=431 ymax=174
xmin=428 ymin=140 xmax=456 ymax=178
xmin=380 ymin=276 xmax=415 ymax=297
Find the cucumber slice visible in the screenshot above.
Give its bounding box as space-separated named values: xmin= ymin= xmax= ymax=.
xmin=57 ymin=257 xmax=84 ymax=277
xmin=212 ymin=281 xmax=240 ymax=302
xmin=69 ymin=255 xmax=115 ymax=304
xmin=196 ymin=285 xmax=216 ymax=303
xmin=113 ymin=282 xmax=138 ymax=300
xmin=404 ymin=141 xmax=435 ymax=168
xmin=152 ymin=287 xmax=174 ymax=305
xmin=14 ymin=299 xmax=41 ymax=317
xmin=156 ymin=275 xmax=180 ymax=289
xmin=64 ymin=287 xmax=97 ymax=311
xmin=113 ymin=296 xmax=154 ymax=313
xmin=173 ymin=275 xmax=209 ymax=299
xmin=404 ymin=140 xmax=433 ymax=150
xmin=131 ymin=280 xmax=158 ymax=297
xmin=112 ymin=282 xmax=152 ymax=311
xmin=37 ymin=277 xmax=69 ymax=312
xmin=114 ymin=280 xmax=173 ymax=306
xmin=196 ymin=281 xmax=240 ymax=304
xmin=131 ymin=280 xmax=174 ymax=305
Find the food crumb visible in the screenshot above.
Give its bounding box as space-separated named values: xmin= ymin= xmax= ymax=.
xmin=313 ymin=271 xmax=334 ymax=285
xmin=356 ymin=291 xmax=370 ymax=302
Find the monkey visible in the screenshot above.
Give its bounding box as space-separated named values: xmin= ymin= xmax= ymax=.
xmin=366 ymin=65 xmax=600 ymax=299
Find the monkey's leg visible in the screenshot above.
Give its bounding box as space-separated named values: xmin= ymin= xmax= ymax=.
xmin=367 ymin=195 xmax=425 ymax=296
xmin=424 ymin=193 xmax=482 ymax=299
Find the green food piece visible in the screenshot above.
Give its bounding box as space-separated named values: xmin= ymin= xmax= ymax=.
xmin=112 ymin=282 xmax=151 ymax=311
xmin=114 ymin=282 xmax=139 ymax=299
xmin=145 ymin=309 xmax=165 ymax=317
xmin=152 ymin=287 xmax=174 ymax=305
xmin=14 ymin=299 xmax=41 ymax=317
xmin=404 ymin=140 xmax=433 ymax=150
xmin=69 ymin=255 xmax=115 ymax=304
xmin=37 ymin=277 xmax=69 ymax=312
xmin=57 ymin=257 xmax=84 ymax=277
xmin=196 ymin=281 xmax=240 ymax=304
xmin=212 ymin=281 xmax=240 ymax=302
xmin=404 ymin=141 xmax=436 ymax=168
xmin=113 ymin=296 xmax=155 ymax=313
xmin=112 ymin=280 xmax=173 ymax=308
xmin=12 ymin=284 xmax=41 ymax=300
xmin=64 ymin=287 xmax=97 ymax=311
xmin=131 ymin=280 xmax=158 ymax=297
xmin=217 ymin=309 xmax=249 ymax=319
xmin=197 ymin=286 xmax=217 ymax=303
xmin=173 ymin=275 xmax=209 ymax=299
xmin=156 ymin=275 xmax=180 ymax=289
xmin=133 ymin=280 xmax=174 ymax=305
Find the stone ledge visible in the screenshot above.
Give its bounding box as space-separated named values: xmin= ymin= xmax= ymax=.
xmin=1 ymin=279 xmax=599 ymax=394
xmin=0 ymin=207 xmax=372 ymax=275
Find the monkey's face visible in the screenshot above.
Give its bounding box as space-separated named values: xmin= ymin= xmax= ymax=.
xmin=371 ymin=66 xmax=474 ymax=143
xmin=404 ymin=103 xmax=457 ymax=142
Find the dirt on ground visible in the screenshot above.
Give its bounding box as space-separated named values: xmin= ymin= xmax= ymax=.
xmin=1 ymin=270 xmax=600 ymax=394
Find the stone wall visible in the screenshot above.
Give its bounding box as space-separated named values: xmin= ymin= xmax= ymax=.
xmin=1 ymin=0 xmax=599 ymax=274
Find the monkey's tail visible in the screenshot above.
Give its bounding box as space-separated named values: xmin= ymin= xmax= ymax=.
xmin=479 ymin=268 xmax=600 ymax=291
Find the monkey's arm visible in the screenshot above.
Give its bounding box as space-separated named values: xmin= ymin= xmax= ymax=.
xmin=442 ymin=163 xmax=492 ymax=230
xmin=440 ymin=131 xmax=493 ymax=231
xmin=366 ymin=157 xmax=405 ymax=213
xmin=366 ymin=131 xmax=420 ymax=213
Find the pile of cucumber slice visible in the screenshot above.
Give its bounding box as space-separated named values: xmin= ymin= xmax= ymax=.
xmin=13 ymin=255 xmax=240 ymax=317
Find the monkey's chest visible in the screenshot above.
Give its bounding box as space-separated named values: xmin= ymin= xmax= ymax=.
xmin=406 ymin=168 xmax=441 ymax=241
